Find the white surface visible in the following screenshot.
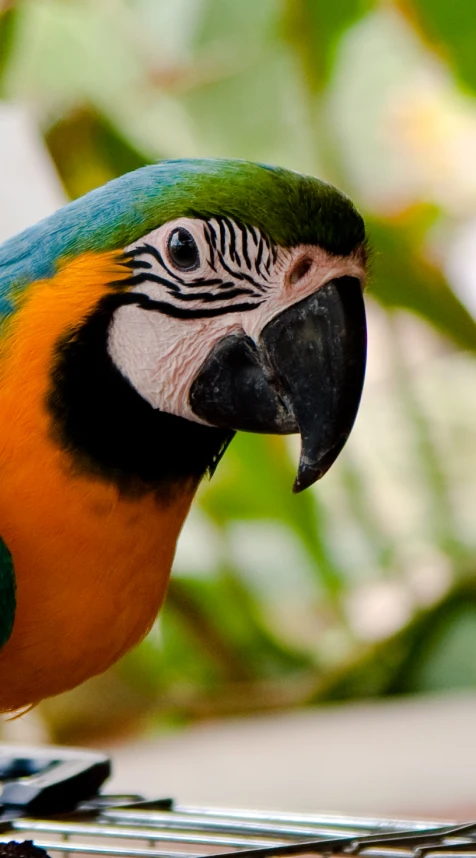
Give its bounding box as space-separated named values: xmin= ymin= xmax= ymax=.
xmin=104 ymin=693 xmax=476 ymax=818
xmin=0 ymin=103 xmax=64 ymax=242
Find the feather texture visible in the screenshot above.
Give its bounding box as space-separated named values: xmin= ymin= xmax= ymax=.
xmin=0 ymin=252 xmax=194 ymax=711
xmin=0 ymin=159 xmax=365 ymax=312
xmin=0 ymin=158 xmax=367 ymax=710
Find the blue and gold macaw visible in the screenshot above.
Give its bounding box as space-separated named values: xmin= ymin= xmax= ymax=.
xmin=0 ymin=159 xmax=367 ymax=711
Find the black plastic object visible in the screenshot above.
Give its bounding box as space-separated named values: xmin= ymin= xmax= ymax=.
xmin=0 ymin=745 xmax=111 ymax=816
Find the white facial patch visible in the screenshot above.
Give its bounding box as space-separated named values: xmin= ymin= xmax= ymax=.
xmin=107 ymin=216 xmax=366 ymax=423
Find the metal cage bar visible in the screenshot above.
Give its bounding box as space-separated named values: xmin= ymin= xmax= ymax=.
xmin=0 ymin=748 xmax=474 ymax=858
xmin=2 ymin=805 xmax=476 ymax=858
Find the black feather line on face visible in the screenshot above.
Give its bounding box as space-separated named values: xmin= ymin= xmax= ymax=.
xmin=127 ymin=293 xmax=263 ymax=319
xmin=115 ymin=271 xmax=268 ymax=313
xmin=222 ymin=216 xmax=237 ymax=264
xmin=235 ymin=221 xmax=251 ymax=269
xmin=137 ymin=243 xmax=188 ymax=284
xmin=112 ymin=271 xmax=183 ymax=294
xmin=167 ymin=287 xmax=259 ymax=303
xmin=190 ymin=277 xmax=225 ymax=286
xmin=215 ymin=251 xmax=267 ymax=292
xmin=116 ymin=268 xmax=259 ymax=302
xmin=47 ymin=293 xmax=234 ymax=498
xmin=117 ymin=216 xmax=276 ymax=310
xmin=255 ymin=236 xmax=264 ymax=275
xmin=203 ymin=227 xmax=217 ymax=270
xmin=218 ymin=219 xmax=227 ymax=256
xmin=249 ymin=225 xmax=259 ymax=244
xmin=206 ymin=221 xmax=218 ymax=249
xmin=127 ymin=259 xmax=152 ymax=271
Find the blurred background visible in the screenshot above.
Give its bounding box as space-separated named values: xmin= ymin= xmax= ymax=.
xmin=1 ymin=0 xmax=476 ymax=817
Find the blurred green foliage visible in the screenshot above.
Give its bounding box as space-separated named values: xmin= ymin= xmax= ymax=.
xmin=1 ymin=0 xmax=476 ymax=742
xmin=405 ymin=0 xmax=476 ymax=92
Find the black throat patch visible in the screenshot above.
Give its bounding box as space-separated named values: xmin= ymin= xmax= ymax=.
xmin=47 ymin=293 xmax=234 ymax=498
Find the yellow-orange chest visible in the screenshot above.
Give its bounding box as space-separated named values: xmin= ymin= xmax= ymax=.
xmin=0 ymin=253 xmax=194 ymax=711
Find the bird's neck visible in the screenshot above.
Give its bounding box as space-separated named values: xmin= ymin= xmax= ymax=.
xmin=7 ymin=251 xmax=233 ymax=498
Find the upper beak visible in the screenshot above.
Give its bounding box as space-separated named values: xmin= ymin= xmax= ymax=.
xmin=189 ymin=276 xmax=367 ymax=492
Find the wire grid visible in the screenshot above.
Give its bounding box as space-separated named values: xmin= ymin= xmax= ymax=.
xmin=3 ymin=803 xmax=476 ymax=858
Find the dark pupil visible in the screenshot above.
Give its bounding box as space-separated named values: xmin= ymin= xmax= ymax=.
xmin=168 ymin=228 xmax=199 ymax=270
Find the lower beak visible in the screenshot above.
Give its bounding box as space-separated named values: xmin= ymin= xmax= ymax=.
xmin=189 ymin=276 xmax=367 ymax=491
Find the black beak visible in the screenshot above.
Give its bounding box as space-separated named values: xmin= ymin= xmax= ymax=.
xmin=189 ymin=276 xmax=366 ymax=492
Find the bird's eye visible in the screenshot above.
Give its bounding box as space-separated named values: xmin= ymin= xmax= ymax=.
xmin=167 ymin=228 xmax=200 ymax=271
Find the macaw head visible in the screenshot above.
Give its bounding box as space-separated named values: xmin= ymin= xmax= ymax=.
xmin=1 ymin=159 xmax=367 ymax=495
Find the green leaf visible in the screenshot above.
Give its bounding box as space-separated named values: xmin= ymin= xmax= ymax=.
xmin=402 ymin=0 xmax=476 ymax=92
xmin=282 ymin=0 xmax=373 ymax=90
xmin=0 ymin=6 xmax=19 ymax=94
xmin=409 ymin=604 xmax=476 ymax=691
xmin=195 ymin=0 xmax=276 ymax=49
xmin=368 ymin=216 xmax=476 ymax=353
xmin=165 ymin=575 xmax=310 ymax=682
xmin=200 ymin=433 xmax=346 ymax=597
xmin=386 ymin=583 xmax=476 ymax=694
xmin=45 ymin=106 xmax=151 ymax=198
xmin=180 ymin=0 xmax=317 ymax=170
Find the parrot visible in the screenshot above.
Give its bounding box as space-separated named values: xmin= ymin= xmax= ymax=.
xmin=0 ymin=158 xmax=367 ymax=713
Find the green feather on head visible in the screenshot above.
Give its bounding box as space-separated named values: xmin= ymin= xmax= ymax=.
xmin=0 ymin=159 xmax=366 ymax=310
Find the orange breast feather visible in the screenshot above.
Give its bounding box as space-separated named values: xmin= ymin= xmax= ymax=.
xmin=0 ymin=252 xmax=194 ymax=712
